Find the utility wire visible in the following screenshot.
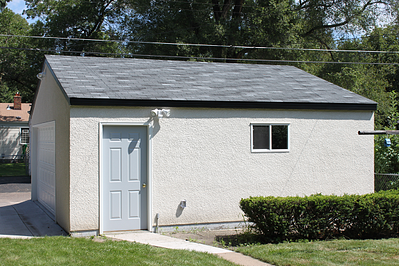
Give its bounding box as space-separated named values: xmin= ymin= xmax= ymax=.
xmin=2 ymin=34 xmax=399 ymax=55
xmin=1 ymin=46 xmax=398 ymax=65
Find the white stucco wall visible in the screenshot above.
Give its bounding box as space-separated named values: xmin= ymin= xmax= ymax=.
xmin=69 ymin=106 xmax=374 ymax=232
xmin=30 ymin=64 xmax=71 ymax=231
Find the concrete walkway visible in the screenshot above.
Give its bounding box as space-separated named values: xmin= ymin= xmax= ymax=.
xmin=0 ymin=177 xmax=271 ymax=265
xmin=0 ymin=191 xmax=67 ymax=238
xmin=107 ymin=231 xmax=272 ymax=266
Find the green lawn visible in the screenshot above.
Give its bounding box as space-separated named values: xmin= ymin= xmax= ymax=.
xmin=0 ymin=236 xmax=234 ymax=266
xmin=3 ymin=234 xmax=399 ymax=266
xmin=0 ymin=163 xmax=26 ymax=177
xmin=235 ymin=238 xmax=399 ymax=266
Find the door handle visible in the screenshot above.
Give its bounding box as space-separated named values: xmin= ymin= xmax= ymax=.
xmin=142 ymin=183 xmax=146 ymax=188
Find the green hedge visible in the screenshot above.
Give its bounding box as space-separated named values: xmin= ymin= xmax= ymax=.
xmin=240 ymin=190 xmax=399 ymax=241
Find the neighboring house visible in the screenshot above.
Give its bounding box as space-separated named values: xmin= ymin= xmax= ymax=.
xmin=0 ymin=93 xmax=30 ymax=161
xmin=30 ymin=55 xmax=376 ymax=236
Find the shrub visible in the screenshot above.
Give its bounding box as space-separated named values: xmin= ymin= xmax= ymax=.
xmin=240 ymin=190 xmax=399 ymax=242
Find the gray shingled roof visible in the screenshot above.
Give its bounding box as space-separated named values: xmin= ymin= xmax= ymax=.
xmin=44 ymin=55 xmax=377 ymax=110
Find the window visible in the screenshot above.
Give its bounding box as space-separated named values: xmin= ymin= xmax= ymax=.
xmin=20 ymin=128 xmax=29 ymax=144
xmin=251 ymin=124 xmax=289 ymax=152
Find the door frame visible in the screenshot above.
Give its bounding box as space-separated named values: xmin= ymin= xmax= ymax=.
xmin=99 ymin=122 xmax=153 ymax=234
xmin=31 ymin=121 xmax=56 ymax=219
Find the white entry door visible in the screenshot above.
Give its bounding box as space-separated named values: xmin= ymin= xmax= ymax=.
xmin=102 ymin=126 xmax=147 ymax=231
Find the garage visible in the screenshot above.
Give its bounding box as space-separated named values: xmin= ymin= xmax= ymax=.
xmin=35 ymin=122 xmax=56 ymax=216
xmin=29 ymin=55 xmax=376 ymax=235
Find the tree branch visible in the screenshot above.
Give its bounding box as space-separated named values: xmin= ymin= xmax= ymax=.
xmin=312 ymin=36 xmax=336 ymax=61
xmin=86 ymin=0 xmax=116 ymax=38
xmin=221 ymin=0 xmax=232 ymax=19
xmin=9 ymin=77 xmax=35 ymax=93
xmin=301 ymin=0 xmax=386 ymax=37
xmin=212 ymin=0 xmax=221 ymax=22
xmin=302 ymin=19 xmax=350 ymax=37
xmin=232 ymin=0 xmax=244 ymax=19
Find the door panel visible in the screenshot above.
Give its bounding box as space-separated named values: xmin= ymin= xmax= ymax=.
xmin=110 ymin=148 xmax=122 ymax=181
xmin=37 ymin=123 xmax=56 ymax=216
xmin=110 ymin=191 xmax=122 ymax=219
xmin=129 ymin=191 xmax=140 ymax=218
xmin=103 ymin=126 xmax=147 ymax=231
xmin=129 ymin=148 xmax=140 ymax=181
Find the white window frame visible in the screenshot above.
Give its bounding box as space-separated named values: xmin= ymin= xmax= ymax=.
xmin=20 ymin=128 xmax=30 ymax=144
xmin=251 ymin=123 xmax=290 ymax=153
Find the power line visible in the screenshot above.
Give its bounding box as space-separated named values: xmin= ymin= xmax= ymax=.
xmin=15 ymin=0 xmax=395 ymax=44
xmin=1 ymin=46 xmax=398 ymax=65
xmin=2 ymin=34 xmax=399 ymax=55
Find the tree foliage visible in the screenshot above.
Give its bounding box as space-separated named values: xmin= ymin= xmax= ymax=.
xmin=0 ymin=0 xmax=10 ymax=10
xmin=24 ymin=0 xmax=126 ymax=54
xmin=122 ymin=0 xmax=396 ymax=60
xmin=0 ymin=8 xmax=36 ymax=103
xmin=375 ymin=91 xmax=399 ymax=174
xmin=4 ymin=0 xmax=399 ymax=171
xmin=305 ymin=25 xmax=399 ymax=129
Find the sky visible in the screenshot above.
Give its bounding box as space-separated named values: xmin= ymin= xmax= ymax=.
xmin=7 ymin=0 xmax=36 ymax=24
xmin=7 ymin=0 xmax=26 ymax=14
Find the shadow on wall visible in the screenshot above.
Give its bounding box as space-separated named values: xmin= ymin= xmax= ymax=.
xmin=175 ymin=200 xmax=187 ymax=218
xmin=151 ymin=118 xmax=160 ymax=137
xmin=0 ymin=127 xmax=22 ymax=157
xmin=176 ymin=203 xmax=184 ymax=217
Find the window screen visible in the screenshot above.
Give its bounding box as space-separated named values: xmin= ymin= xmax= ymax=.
xmin=21 ymin=128 xmax=29 ymax=144
xmin=272 ymin=125 xmax=288 ymax=149
xmin=252 ymin=124 xmax=289 ymax=151
xmin=253 ymin=125 xmax=270 ymax=150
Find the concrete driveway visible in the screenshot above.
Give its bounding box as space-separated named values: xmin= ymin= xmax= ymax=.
xmin=0 ymin=176 xmax=66 ymax=238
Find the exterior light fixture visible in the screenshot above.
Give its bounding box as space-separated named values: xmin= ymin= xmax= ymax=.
xmin=151 ymin=109 xmax=170 ymax=119
xmin=37 ymin=71 xmax=45 ymax=80
xmin=179 ymin=200 xmax=187 ymax=209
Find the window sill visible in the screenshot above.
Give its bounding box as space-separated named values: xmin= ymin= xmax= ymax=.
xmin=251 ymin=149 xmax=289 ymax=153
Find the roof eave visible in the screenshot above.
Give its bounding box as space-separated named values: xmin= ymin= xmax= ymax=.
xmin=69 ymin=98 xmax=377 ymax=111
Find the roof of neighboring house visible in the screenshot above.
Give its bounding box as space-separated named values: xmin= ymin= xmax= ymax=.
xmin=0 ymin=103 xmax=31 ymax=122
xmin=43 ymin=55 xmax=377 ymax=111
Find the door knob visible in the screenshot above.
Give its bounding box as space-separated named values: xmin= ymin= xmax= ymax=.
xmin=142 ymin=183 xmax=146 ymax=188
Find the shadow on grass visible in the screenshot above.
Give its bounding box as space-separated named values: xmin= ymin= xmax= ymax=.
xmin=216 ymin=230 xmax=399 ymax=247
xmin=216 ymin=232 xmax=265 ymax=247
xmin=0 ymin=163 xmax=28 ymax=178
xmin=0 ymin=176 xmax=30 ymax=184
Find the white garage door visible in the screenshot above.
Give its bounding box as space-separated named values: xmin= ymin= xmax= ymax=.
xmin=36 ymin=122 xmax=56 ymax=216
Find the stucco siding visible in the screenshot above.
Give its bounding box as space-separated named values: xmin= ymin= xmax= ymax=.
xmin=69 ymin=108 xmax=150 ymax=231
xmin=69 ymin=106 xmax=374 ymax=231
xmin=30 ymin=64 xmax=71 ymax=231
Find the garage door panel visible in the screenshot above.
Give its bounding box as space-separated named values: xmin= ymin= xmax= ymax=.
xmin=36 ymin=123 xmax=56 ymax=216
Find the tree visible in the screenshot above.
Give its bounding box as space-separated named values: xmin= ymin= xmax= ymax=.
xmin=24 ymin=0 xmax=127 ymax=55
xmin=0 ymin=0 xmax=10 ymax=10
xmin=375 ymin=91 xmax=399 ymax=174
xmin=0 ymin=8 xmax=36 ymax=103
xmin=122 ymin=0 xmax=396 ymax=60
xmin=305 ymin=25 xmax=399 ymax=129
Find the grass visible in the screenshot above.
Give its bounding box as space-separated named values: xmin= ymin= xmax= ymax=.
xmin=235 ymin=238 xmax=399 ymax=266
xmin=0 ymin=236 xmax=235 ymax=266
xmin=0 ymin=163 xmax=26 ymax=177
